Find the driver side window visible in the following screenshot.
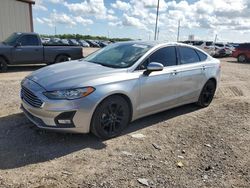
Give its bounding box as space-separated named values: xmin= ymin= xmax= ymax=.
xmin=138 ymin=46 xmax=177 ymax=70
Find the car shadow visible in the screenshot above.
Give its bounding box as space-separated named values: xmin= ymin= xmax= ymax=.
xmin=226 ymin=60 xmax=250 ymax=64
xmin=0 ymin=113 xmax=105 ymax=170
xmin=0 ymin=104 xmax=199 ymax=170
xmin=125 ymin=104 xmax=200 ymax=135
xmin=7 ymin=64 xmax=46 ymax=73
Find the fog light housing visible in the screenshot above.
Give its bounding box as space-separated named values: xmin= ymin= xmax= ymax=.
xmin=58 ymin=119 xmax=72 ymax=124
xmin=55 ymin=111 xmax=76 ymax=128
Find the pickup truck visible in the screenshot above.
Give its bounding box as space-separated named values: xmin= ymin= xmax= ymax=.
xmin=0 ymin=32 xmax=83 ymax=72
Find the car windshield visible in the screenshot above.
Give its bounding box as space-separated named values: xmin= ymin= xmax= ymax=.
xmin=206 ymin=42 xmax=213 ymax=46
xmin=193 ymin=41 xmax=203 ymax=46
xmin=3 ymin=33 xmax=21 ymax=45
xmin=215 ymin=43 xmax=224 ymax=47
xmin=84 ymin=42 xmax=153 ymax=68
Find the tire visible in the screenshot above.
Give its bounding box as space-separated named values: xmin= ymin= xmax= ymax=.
xmin=55 ymin=55 xmax=70 ymax=63
xmin=0 ymin=57 xmax=8 ymax=72
xmin=197 ymin=80 xmax=216 ymax=107
xmin=238 ymin=54 xmax=247 ymax=63
xmin=91 ymin=95 xmax=130 ymax=139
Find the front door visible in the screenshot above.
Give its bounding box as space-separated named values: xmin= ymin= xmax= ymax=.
xmin=12 ymin=35 xmax=43 ymax=64
xmin=137 ymin=46 xmax=180 ymax=116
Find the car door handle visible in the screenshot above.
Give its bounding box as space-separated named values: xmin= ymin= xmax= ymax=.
xmin=202 ymin=66 xmax=206 ymax=70
xmin=34 ymin=49 xmax=39 ymax=51
xmin=171 ymin=70 xmax=178 ymax=75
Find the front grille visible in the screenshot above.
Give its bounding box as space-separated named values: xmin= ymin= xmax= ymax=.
xmin=21 ymin=86 xmax=43 ymax=108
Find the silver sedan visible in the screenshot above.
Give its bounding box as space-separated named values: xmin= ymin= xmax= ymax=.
xmin=20 ymin=41 xmax=221 ymax=139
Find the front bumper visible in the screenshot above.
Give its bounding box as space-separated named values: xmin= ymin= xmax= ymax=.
xmin=20 ymin=79 xmax=97 ymax=133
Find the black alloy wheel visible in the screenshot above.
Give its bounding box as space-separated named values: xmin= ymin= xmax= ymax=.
xmin=197 ymin=80 xmax=216 ymax=107
xmin=91 ymin=96 xmax=130 ymax=139
xmin=55 ymin=55 xmax=70 ymax=63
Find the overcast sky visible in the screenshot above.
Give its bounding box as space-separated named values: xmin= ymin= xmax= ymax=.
xmin=33 ymin=0 xmax=250 ymax=42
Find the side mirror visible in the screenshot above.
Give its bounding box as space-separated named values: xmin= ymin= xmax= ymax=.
xmin=144 ymin=62 xmax=164 ymax=75
xmin=15 ymin=42 xmax=21 ymax=47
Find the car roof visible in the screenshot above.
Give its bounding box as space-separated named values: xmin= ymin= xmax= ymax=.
xmin=115 ymin=40 xmax=187 ymax=47
xmin=14 ymin=32 xmax=39 ymax=35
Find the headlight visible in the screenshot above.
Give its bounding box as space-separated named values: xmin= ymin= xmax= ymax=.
xmin=43 ymin=87 xmax=95 ymax=100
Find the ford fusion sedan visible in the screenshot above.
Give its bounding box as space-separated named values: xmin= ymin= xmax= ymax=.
xmin=20 ymin=41 xmax=221 ymax=139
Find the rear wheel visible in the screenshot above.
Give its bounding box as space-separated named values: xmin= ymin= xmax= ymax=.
xmin=55 ymin=55 xmax=70 ymax=63
xmin=91 ymin=96 xmax=130 ymax=139
xmin=238 ymin=54 xmax=247 ymax=63
xmin=197 ymin=80 xmax=216 ymax=107
xmin=0 ymin=57 xmax=7 ymax=72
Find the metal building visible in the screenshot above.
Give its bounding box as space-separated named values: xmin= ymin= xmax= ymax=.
xmin=0 ymin=0 xmax=35 ymax=41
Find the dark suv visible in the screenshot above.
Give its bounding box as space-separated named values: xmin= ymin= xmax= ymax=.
xmin=232 ymin=43 xmax=250 ymax=63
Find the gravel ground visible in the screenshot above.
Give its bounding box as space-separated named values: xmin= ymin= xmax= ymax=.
xmin=0 ymin=55 xmax=249 ymax=188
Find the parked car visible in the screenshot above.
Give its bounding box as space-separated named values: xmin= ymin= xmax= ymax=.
xmin=98 ymin=41 xmax=109 ymax=48
xmin=0 ymin=32 xmax=83 ymax=72
xmin=182 ymin=40 xmax=215 ymax=56
xmin=41 ymin=37 xmax=50 ymax=44
xmin=232 ymin=43 xmax=250 ymax=63
xmin=78 ymin=40 xmax=90 ymax=47
xmin=214 ymin=43 xmax=234 ymax=57
xmin=20 ymin=41 xmax=221 ymax=139
xmin=46 ymin=38 xmax=62 ymax=45
xmin=60 ymin=39 xmax=70 ymax=45
xmin=86 ymin=40 xmax=100 ymax=47
xmin=214 ymin=48 xmax=227 ymax=58
xmin=68 ymin=39 xmax=80 ymax=46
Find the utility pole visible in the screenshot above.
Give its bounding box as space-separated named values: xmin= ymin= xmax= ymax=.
xmin=54 ymin=25 xmax=57 ymax=36
xmin=154 ymin=0 xmax=160 ymax=40
xmin=177 ymin=20 xmax=180 ymax=42
xmin=214 ymin=34 xmax=218 ymax=43
xmin=157 ymin=27 xmax=160 ymax=40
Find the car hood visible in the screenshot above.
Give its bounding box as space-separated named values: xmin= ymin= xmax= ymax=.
xmin=27 ymin=60 xmax=128 ymax=91
xmin=0 ymin=42 xmax=8 ymax=47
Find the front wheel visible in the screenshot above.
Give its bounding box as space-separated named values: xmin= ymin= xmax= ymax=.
xmin=238 ymin=54 xmax=247 ymax=63
xmin=0 ymin=57 xmax=8 ymax=72
xmin=197 ymin=80 xmax=216 ymax=107
xmin=91 ymin=96 xmax=130 ymax=139
xmin=55 ymin=55 xmax=70 ymax=63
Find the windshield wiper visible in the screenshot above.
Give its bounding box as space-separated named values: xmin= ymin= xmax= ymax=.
xmin=87 ymin=61 xmax=120 ymax=68
xmin=98 ymin=63 xmax=120 ymax=68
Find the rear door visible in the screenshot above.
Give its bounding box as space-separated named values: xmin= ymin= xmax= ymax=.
xmin=138 ymin=46 xmax=180 ymax=116
xmin=12 ymin=35 xmax=43 ymax=64
xmin=173 ymin=46 xmax=207 ymax=103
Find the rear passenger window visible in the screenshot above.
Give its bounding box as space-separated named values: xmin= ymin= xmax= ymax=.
xmin=179 ymin=47 xmax=200 ymax=64
xmin=149 ymin=47 xmax=177 ymax=67
xmin=196 ymin=50 xmax=208 ymax=61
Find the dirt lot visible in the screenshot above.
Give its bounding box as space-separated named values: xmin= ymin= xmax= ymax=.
xmin=0 ymin=55 xmax=249 ymax=187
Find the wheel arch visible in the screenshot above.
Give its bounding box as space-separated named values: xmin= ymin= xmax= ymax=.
xmin=91 ymin=93 xmax=134 ymax=125
xmin=207 ymin=77 xmax=217 ymax=88
xmin=0 ymin=55 xmax=10 ymax=64
xmin=54 ymin=53 xmax=71 ymax=62
xmin=237 ymin=53 xmax=246 ymax=58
